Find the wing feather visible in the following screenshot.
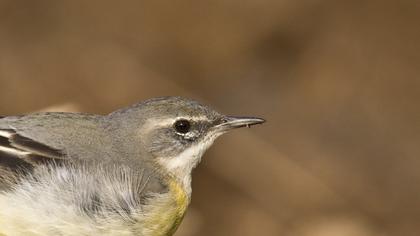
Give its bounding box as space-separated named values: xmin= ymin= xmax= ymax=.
xmin=0 ymin=128 xmax=65 ymax=172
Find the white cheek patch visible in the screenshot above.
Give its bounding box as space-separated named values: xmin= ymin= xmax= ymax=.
xmin=158 ymin=131 xmax=223 ymax=194
xmin=163 ymin=142 xmax=208 ymax=172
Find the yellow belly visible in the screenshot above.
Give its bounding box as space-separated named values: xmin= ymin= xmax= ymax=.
xmin=0 ymin=177 xmax=190 ymax=236
xmin=136 ymin=178 xmax=190 ymax=236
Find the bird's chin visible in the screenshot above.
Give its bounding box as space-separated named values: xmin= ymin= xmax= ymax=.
xmin=159 ymin=134 xmax=220 ymax=178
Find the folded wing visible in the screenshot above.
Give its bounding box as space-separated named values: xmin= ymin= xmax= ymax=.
xmin=0 ymin=128 xmax=65 ymax=171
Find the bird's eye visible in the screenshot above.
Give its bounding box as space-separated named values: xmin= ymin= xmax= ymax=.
xmin=174 ymin=119 xmax=191 ymax=134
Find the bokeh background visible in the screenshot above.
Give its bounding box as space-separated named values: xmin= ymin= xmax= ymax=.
xmin=0 ymin=1 xmax=419 ymax=235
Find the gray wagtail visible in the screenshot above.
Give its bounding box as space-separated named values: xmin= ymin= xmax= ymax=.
xmin=0 ymin=96 xmax=264 ymax=236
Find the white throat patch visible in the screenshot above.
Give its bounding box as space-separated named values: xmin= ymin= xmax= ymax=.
xmin=158 ymin=131 xmax=222 ymax=195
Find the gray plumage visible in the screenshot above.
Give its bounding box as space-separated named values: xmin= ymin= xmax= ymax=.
xmin=0 ymin=96 xmax=264 ymax=236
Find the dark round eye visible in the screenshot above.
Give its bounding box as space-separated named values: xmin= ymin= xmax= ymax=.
xmin=174 ymin=119 xmax=191 ymax=134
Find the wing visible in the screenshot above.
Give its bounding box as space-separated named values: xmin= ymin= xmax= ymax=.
xmin=0 ymin=128 xmax=65 ymax=172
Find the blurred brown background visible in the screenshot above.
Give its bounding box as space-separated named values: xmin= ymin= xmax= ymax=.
xmin=0 ymin=1 xmax=419 ymax=235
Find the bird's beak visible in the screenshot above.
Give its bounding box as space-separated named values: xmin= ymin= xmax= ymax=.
xmin=215 ymin=116 xmax=265 ymax=131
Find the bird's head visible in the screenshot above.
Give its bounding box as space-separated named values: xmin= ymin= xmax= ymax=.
xmin=110 ymin=96 xmax=264 ymax=186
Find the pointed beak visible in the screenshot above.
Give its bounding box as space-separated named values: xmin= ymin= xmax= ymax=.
xmin=215 ymin=116 xmax=265 ymax=131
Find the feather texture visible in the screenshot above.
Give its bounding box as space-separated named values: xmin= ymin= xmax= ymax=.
xmin=0 ymin=163 xmax=186 ymax=236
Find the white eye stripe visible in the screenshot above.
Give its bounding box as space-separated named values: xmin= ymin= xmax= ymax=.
xmin=141 ymin=116 xmax=210 ymax=136
xmin=148 ymin=116 xmax=209 ymax=128
xmin=175 ymin=116 xmax=208 ymax=122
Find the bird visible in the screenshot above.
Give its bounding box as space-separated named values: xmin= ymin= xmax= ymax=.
xmin=0 ymin=96 xmax=264 ymax=236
